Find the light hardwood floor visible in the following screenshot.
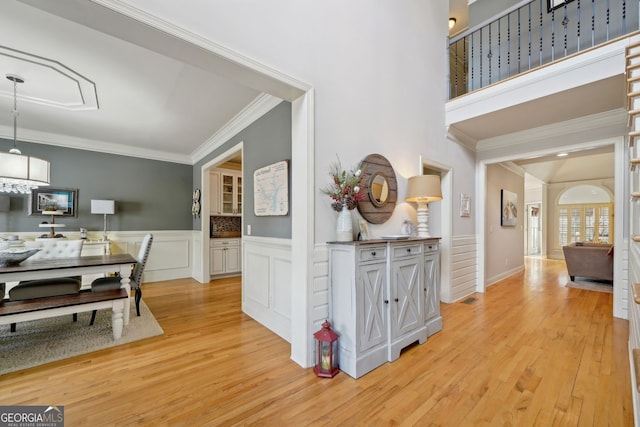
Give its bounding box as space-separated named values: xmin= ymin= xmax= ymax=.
xmin=0 ymin=257 xmax=633 ymax=426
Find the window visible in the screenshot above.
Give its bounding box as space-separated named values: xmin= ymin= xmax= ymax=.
xmin=557 ymin=203 xmax=613 ymax=246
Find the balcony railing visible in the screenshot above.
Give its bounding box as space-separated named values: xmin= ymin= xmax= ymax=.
xmin=448 ymin=0 xmax=639 ymax=99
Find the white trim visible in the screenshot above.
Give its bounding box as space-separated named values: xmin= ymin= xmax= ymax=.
xmin=485 ymin=265 xmax=525 ymax=287
xmin=446 ymin=38 xmax=628 ymax=125
xmin=290 ymin=90 xmax=315 ymax=367
xmin=199 ymin=143 xmax=244 ymax=283
xmin=190 ymin=94 xmax=283 ymax=164
xmin=614 ymin=136 xmax=627 ymax=319
xmin=0 ymin=125 xmax=193 ymax=165
xmin=477 ymin=109 xmax=626 ymax=153
xmin=419 ymin=157 xmax=453 ymax=306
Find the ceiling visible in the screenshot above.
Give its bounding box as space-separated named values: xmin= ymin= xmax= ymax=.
xmin=0 ymin=1 xmax=266 ymax=164
xmin=0 ymin=1 xmax=618 ymax=185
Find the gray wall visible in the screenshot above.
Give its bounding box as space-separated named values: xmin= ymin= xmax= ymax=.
xmin=194 ymin=101 xmax=292 ymax=239
xmin=0 ymin=138 xmax=192 ymax=233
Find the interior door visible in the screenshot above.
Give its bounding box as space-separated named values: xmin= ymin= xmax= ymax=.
xmin=526 ymin=203 xmax=541 ymax=256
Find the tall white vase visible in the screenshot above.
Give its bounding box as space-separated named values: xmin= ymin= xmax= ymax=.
xmin=335 ymin=205 xmax=353 ymax=242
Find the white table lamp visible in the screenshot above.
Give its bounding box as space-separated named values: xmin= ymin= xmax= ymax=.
xmin=91 ymin=199 xmax=115 ymax=241
xmin=406 ymin=175 xmax=442 ymax=238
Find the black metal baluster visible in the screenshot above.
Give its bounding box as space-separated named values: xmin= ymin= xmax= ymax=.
xmin=539 ymin=0 xmax=544 ymax=65
xmin=508 ymin=12 xmax=512 ymax=76
xmin=551 ymin=6 xmax=556 ymax=61
xmin=471 ymin=31 xmax=475 ymax=91
xmin=606 ymin=0 xmax=611 ymax=40
xmin=463 ymin=38 xmax=468 ymax=95
xmin=591 ymin=0 xmax=596 ymax=47
xmin=487 ymin=24 xmax=492 ymax=85
xmin=497 ymin=19 xmax=501 ymax=81
xmin=517 ymin=9 xmax=522 ymax=74
xmin=563 ymin=5 xmax=568 ymax=57
xmin=528 ymin=2 xmax=532 ymax=70
xmin=622 ymin=0 xmax=627 ymax=34
xmin=577 ymin=0 xmax=581 ymax=51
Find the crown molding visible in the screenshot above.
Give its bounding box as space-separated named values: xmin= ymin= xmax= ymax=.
xmin=190 ymin=94 xmax=282 ymax=164
xmin=0 ymin=125 xmax=192 ymax=164
xmin=446 ymin=125 xmax=477 ymax=151
xmin=499 ymin=161 xmax=525 ymax=177
xmin=476 ymin=109 xmax=627 ymax=152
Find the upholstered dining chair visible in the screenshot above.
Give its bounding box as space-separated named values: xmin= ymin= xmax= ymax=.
xmin=8 ymin=239 xmax=84 ymax=331
xmin=89 ymin=234 xmax=153 ymax=325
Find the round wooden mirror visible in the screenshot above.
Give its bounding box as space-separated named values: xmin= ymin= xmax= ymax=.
xmin=357 ymin=154 xmax=397 ymax=224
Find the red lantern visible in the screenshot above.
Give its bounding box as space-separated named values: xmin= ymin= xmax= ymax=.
xmin=313 ymin=320 xmax=340 ymax=378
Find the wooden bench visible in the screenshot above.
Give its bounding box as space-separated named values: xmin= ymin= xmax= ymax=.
xmin=0 ymin=289 xmax=129 ymax=339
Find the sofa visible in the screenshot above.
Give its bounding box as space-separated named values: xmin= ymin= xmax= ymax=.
xmin=562 ymin=242 xmax=613 ymax=282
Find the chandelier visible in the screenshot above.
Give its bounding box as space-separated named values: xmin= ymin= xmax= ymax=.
xmin=0 ymin=74 xmax=50 ymax=194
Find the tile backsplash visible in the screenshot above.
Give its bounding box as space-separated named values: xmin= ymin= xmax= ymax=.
xmin=211 ymin=216 xmax=241 ymax=236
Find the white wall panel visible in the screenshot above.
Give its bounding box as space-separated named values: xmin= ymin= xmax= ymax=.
xmin=242 ymin=236 xmax=292 ymax=342
xmin=449 ymin=235 xmax=478 ymax=302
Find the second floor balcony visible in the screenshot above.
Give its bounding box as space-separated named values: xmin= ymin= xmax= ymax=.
xmin=449 ymin=0 xmax=639 ymax=99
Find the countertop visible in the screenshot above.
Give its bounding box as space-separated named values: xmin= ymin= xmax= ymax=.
xmin=211 ymin=231 xmax=241 ymax=239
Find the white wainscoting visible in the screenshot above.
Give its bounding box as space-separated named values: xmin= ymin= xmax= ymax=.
xmin=242 ymin=236 xmax=292 ymax=342
xmin=107 ymin=231 xmax=193 ymax=283
xmin=449 ymin=235 xmax=478 ymax=302
xmin=312 ymin=244 xmax=330 ymax=334
xmin=3 ymin=230 xmax=195 ymax=285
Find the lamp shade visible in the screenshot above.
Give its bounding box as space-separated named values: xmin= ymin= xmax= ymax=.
xmin=0 ymin=152 xmax=50 ymax=183
xmin=405 ymin=175 xmax=443 ymax=202
xmin=91 ymin=199 xmax=115 ymax=215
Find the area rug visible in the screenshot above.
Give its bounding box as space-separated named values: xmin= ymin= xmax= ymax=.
xmin=565 ymin=278 xmax=613 ymax=293
xmin=0 ymin=300 xmax=163 ymax=375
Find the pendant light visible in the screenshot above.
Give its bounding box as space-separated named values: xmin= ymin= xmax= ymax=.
xmin=0 ymin=74 xmax=50 ymax=194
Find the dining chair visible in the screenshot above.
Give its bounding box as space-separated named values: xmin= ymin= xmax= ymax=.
xmin=89 ymin=234 xmax=153 ymax=325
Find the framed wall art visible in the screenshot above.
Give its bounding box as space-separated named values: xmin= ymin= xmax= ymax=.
xmin=253 ymin=160 xmax=289 ymax=216
xmin=29 ymin=188 xmax=77 ymax=217
xmin=501 ymin=189 xmax=518 ymax=227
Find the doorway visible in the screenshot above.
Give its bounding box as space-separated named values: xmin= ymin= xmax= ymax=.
xmin=526 ymin=203 xmax=541 ymax=256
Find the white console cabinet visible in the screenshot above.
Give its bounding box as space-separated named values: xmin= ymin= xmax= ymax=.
xmin=328 ymin=237 xmax=440 ymax=378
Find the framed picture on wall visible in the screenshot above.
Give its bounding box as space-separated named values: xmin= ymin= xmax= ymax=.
xmin=501 ymin=189 xmax=518 ymax=227
xmin=253 ymin=160 xmax=289 ymax=216
xmin=29 ymin=188 xmax=77 ymax=217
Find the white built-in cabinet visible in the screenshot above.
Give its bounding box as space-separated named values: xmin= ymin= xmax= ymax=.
xmin=209 ymin=169 xmax=242 ymax=216
xmin=328 ymin=237 xmax=441 ymax=378
xmin=210 ymin=238 xmax=241 ymax=276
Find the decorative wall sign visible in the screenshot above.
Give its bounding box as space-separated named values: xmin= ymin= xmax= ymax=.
xmin=501 ymin=189 xmax=518 ymax=227
xmin=253 ymin=160 xmax=289 ymax=216
xmin=29 ymin=188 xmax=77 ymax=217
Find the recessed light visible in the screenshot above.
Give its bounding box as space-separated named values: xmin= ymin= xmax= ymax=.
xmin=557 ymin=152 xmax=568 ymax=157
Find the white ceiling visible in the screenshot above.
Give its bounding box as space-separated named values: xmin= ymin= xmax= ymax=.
xmin=0 ymin=1 xmax=618 ymax=185
xmin=0 ymin=1 xmax=264 ymax=164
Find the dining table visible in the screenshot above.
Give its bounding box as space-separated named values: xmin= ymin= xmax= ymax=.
xmin=0 ymin=253 xmax=137 ymax=326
